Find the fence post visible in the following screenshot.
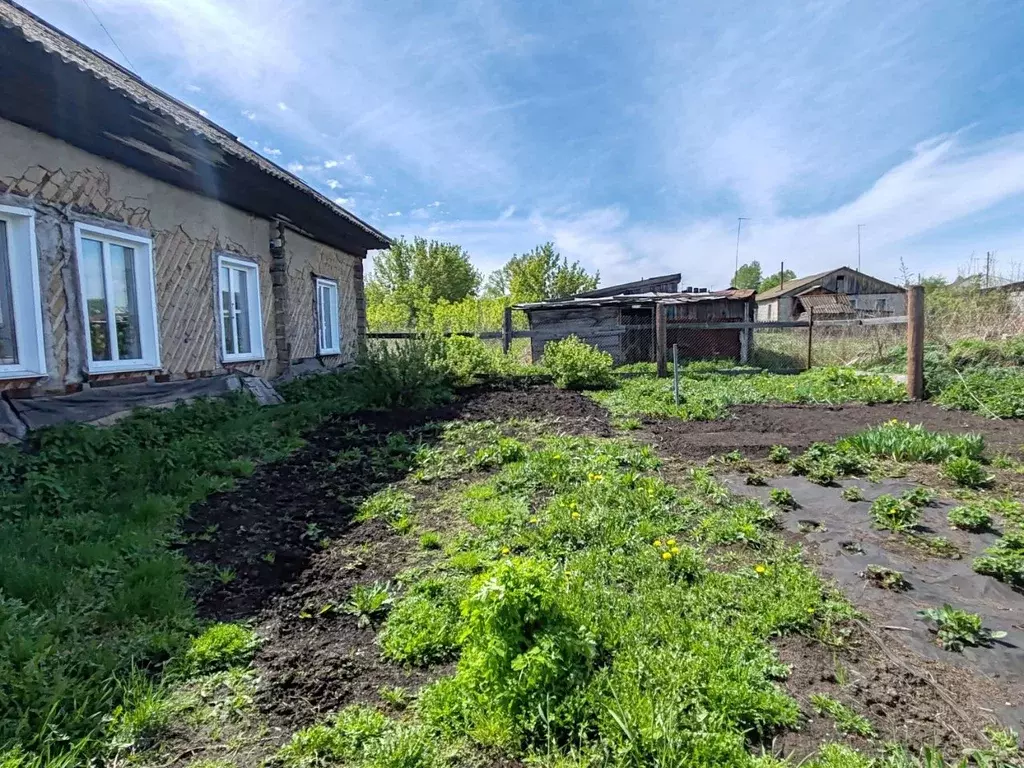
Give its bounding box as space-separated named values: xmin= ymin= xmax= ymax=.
xmin=739 ymin=303 xmax=751 ymax=364
xmin=656 ymin=302 xmax=667 ymax=377
xmin=806 ymin=307 xmax=813 ymax=370
xmin=907 ymin=284 xmax=925 ymax=399
xmin=502 ymin=306 xmax=513 ymax=355
xmin=672 ymin=343 xmax=680 ymax=405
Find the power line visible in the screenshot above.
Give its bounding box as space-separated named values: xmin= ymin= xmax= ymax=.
xmin=80 ymin=0 xmax=137 ymax=73
xmin=734 ymin=217 xmax=750 ymax=279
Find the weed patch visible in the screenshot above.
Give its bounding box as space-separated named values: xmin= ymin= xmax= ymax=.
xmin=917 ymin=605 xmax=1007 ymax=652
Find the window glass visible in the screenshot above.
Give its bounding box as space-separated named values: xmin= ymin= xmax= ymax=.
xmin=110 ymin=244 xmax=142 ymax=360
xmin=220 ymin=265 xmax=234 ymax=354
xmin=82 ymin=237 xmax=112 ymax=361
xmin=234 ymin=268 xmax=251 ymax=355
xmin=320 ymin=283 xmax=334 ymax=350
xmin=219 ymin=260 xmax=261 ymax=359
xmin=0 ymin=221 xmax=17 ymax=365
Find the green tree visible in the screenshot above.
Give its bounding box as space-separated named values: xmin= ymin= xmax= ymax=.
xmin=371 ymin=237 xmax=480 ymax=306
xmin=487 ymin=243 xmax=599 ymax=303
xmin=732 ymin=261 xmax=763 ymax=290
xmin=758 ymin=269 xmax=797 ymax=293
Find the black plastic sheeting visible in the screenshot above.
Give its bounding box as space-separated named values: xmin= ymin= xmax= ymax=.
xmin=725 ymin=474 xmax=1024 ymax=730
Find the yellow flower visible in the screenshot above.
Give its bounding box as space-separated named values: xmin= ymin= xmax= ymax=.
xmin=807 ymin=607 xmax=815 ymax=613
xmin=529 ymin=517 xmax=539 ymax=524
xmin=754 ymin=564 xmax=767 ymax=574
xmin=501 ymin=547 xmax=510 ymax=555
xmin=666 ymin=538 xmax=677 ymax=546
xmin=654 ymin=539 xmax=663 ymax=547
xmin=571 ymin=511 xmax=581 ymax=519
xmin=662 ymin=551 xmax=673 ymax=560
xmin=670 ymin=547 xmax=680 ymax=555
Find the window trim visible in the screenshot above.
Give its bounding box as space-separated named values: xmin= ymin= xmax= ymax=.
xmin=74 ymin=222 xmax=161 ymax=374
xmin=315 ymin=277 xmax=341 ymax=355
xmin=0 ymin=205 xmax=46 ymax=379
xmin=216 ymin=254 xmax=265 ymax=363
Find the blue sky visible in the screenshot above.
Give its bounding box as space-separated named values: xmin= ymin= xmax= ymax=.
xmin=23 ymin=0 xmax=1024 ymax=288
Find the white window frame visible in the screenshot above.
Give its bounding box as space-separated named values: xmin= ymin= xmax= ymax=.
xmin=316 ymin=277 xmax=341 ymax=355
xmin=216 ymin=254 xmax=265 ymax=363
xmin=0 ymin=205 xmax=46 ymax=379
xmin=74 ymin=222 xmax=161 ymax=374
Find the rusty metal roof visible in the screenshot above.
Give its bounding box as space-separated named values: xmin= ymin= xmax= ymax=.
xmin=514 ymin=288 xmax=754 ymax=311
xmin=793 ymin=292 xmax=854 ymax=315
xmin=0 ymin=0 xmax=390 ymax=254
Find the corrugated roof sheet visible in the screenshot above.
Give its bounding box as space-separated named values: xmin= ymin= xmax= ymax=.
xmin=514 ymin=288 xmax=754 ymax=311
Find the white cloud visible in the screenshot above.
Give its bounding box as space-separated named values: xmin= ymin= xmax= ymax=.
xmin=326 ymin=179 xmax=340 ymax=189
xmin=410 ymin=208 xmax=431 ymax=220
xmin=286 ymin=162 xmax=305 ymax=172
xmin=499 ymin=205 xmax=516 ymax=220
xmin=428 ymin=201 xmax=442 ymax=208
xmin=198 ymin=108 xmax=209 ymax=117
xmin=386 ymin=211 xmax=403 ymax=217
xmin=333 ymin=196 xmax=354 ymax=206
xmin=277 ymin=101 xmax=290 ymax=111
xmin=241 ymin=109 xmax=256 ymax=120
xmin=323 ymin=160 xmax=339 ymax=168
xmin=185 ymin=83 xmax=202 ymax=92
xmin=263 ymin=147 xmax=281 ymax=156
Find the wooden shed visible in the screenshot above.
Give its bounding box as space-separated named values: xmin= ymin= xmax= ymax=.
xmin=515 ymin=277 xmax=756 ymax=365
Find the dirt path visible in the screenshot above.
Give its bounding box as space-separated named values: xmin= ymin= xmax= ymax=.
xmin=646 ymin=402 xmax=1024 ymax=460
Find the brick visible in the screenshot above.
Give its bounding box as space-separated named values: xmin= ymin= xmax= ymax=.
xmin=48 ymin=169 xmax=66 ymax=187
xmin=22 ymin=166 xmax=47 ymax=185
xmin=39 ymin=181 xmax=60 ymax=201
xmin=14 ymin=178 xmax=38 ymax=196
xmin=89 ymin=193 xmax=109 ymax=213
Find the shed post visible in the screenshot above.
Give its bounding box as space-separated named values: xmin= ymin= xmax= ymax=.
xmin=655 ymin=302 xmax=667 ymax=377
xmin=806 ymin=306 xmax=813 ymax=370
xmin=906 ymin=285 xmax=925 ymax=399
xmin=502 ymin=305 xmax=513 ymax=355
xmin=739 ymin=302 xmax=751 ymax=364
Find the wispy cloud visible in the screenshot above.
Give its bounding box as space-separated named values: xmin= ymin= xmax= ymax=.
xmin=499 ymin=205 xmax=516 ymax=220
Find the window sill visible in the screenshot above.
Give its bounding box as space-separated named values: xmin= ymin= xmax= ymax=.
xmin=86 ymin=361 xmax=161 ymax=375
xmin=223 ymin=355 xmax=266 ymax=365
xmin=318 ymin=348 xmax=341 ymax=356
xmin=0 ymin=368 xmax=46 ymax=381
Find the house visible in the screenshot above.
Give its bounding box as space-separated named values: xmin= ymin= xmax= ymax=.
xmin=514 ymin=274 xmax=756 ymax=364
xmin=0 ymin=2 xmax=389 ymax=431
xmin=755 ymin=267 xmax=905 ymax=322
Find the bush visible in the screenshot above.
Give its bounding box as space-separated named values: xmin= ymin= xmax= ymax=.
xmin=541 ymin=336 xmax=614 ymax=390
xmin=869 ymin=494 xmax=920 ymax=532
xmin=768 ymin=445 xmax=791 ymax=464
xmin=355 ymin=337 xmax=454 ymax=408
xmin=941 ymin=456 xmax=991 ymax=488
xmin=948 ymin=504 xmax=992 ymax=532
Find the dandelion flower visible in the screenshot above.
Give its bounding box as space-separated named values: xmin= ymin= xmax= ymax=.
xmin=529 ymin=517 xmax=539 ymax=524
xmin=754 ymin=564 xmax=767 ymax=574
xmin=571 ymin=511 xmax=581 ymax=519
xmin=654 ymin=539 xmax=663 ymax=547
xmin=501 ymin=547 xmax=510 ymax=555
xmin=670 ymin=547 xmax=680 ymax=555
xmin=667 ymin=538 xmax=677 ymax=546
xmin=662 ymin=551 xmax=672 ymax=560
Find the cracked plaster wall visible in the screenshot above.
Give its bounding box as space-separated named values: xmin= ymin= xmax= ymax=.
xmin=0 ymin=117 xmax=279 ymax=393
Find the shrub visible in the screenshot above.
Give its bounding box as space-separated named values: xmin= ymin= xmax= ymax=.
xmin=941 ymin=456 xmax=991 ymax=488
xmin=541 ymin=335 xmax=614 ymax=390
xmin=355 ymin=337 xmax=454 ymax=408
xmin=181 ymin=623 xmax=258 ymax=676
xmin=837 ymin=421 xmax=984 ymax=462
xmin=768 ymin=445 xmax=791 ymax=464
xmin=917 ymin=604 xmax=1006 ymax=652
xmin=869 ymin=494 xmax=920 ymax=532
xmin=973 ymin=531 xmax=1024 ymax=586
xmin=948 ymin=504 xmax=992 ymax=532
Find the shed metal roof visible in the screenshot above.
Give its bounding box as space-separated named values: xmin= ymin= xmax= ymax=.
xmin=0 ymin=0 xmax=390 ymax=254
xmin=514 ymin=288 xmax=754 ymax=311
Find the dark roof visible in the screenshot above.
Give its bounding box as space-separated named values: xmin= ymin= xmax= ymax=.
xmin=793 ymin=292 xmax=854 ymax=315
xmin=756 ymin=266 xmax=904 ymax=302
xmin=573 ymin=273 xmax=681 ymax=298
xmin=0 ymin=1 xmax=389 ymax=254
xmin=514 ymin=288 xmax=754 ymax=311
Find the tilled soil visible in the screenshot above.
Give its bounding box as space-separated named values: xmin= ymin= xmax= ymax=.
xmin=646 ymin=402 xmax=1024 ymax=460
xmin=178 ymin=382 xmax=608 ymax=736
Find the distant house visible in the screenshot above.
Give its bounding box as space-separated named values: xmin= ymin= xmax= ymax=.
xmin=514 ymin=274 xmax=756 ymax=364
xmin=980 ymin=280 xmax=1024 ymax=315
xmin=755 ymin=267 xmax=905 ymax=322
xmin=0 ymin=2 xmax=389 ymax=431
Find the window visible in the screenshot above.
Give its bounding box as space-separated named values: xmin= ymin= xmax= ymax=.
xmin=75 ymin=223 xmax=159 ymax=373
xmin=875 ymin=298 xmax=887 ymax=312
xmin=316 ymin=278 xmax=340 ymax=355
xmin=0 ymin=206 xmax=45 ymax=378
xmin=217 ymin=255 xmax=264 ymax=362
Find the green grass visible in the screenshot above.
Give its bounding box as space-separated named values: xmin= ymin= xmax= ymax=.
xmin=292 ymin=432 xmax=860 ymax=767
xmin=809 ymin=693 xmax=875 ymax=737
xmin=589 ymin=366 xmax=907 ymax=421
xmin=0 ymin=360 xmax=449 ymax=765
xmin=837 ymin=421 xmax=984 ymax=462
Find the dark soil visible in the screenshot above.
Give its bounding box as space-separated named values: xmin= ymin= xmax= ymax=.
xmin=646 ymin=402 xmax=1024 ymax=460
xmin=178 ymin=381 xmax=607 ymax=735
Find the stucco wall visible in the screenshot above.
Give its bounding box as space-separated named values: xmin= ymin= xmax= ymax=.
xmin=0 ymin=117 xmax=278 ymax=392
xmin=285 ymin=229 xmax=362 ymax=366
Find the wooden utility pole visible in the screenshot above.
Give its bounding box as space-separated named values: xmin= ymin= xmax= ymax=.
xmin=806 ymin=306 xmax=813 ymax=370
xmin=906 ymin=285 xmax=925 ymax=399
xmin=501 ymin=306 xmax=513 ymax=354
xmin=655 ymin=302 xmax=668 ymax=377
